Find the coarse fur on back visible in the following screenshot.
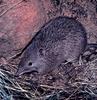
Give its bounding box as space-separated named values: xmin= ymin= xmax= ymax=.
xmin=16 ymin=16 xmax=87 ymax=76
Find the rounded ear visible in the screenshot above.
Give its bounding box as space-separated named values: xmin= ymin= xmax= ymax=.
xmin=39 ymin=48 xmax=45 ymax=56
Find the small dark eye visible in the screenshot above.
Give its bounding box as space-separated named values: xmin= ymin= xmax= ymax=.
xmin=28 ymin=62 xmax=32 ymax=66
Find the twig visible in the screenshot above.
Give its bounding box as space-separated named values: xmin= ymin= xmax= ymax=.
xmin=0 ymin=4 xmax=7 ymax=8
xmin=0 ymin=84 xmax=27 ymax=93
xmin=66 ymin=86 xmax=80 ymax=100
xmin=40 ymin=84 xmax=64 ymax=90
xmin=0 ymin=0 xmax=23 ymax=17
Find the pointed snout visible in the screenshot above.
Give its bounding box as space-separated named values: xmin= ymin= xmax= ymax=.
xmin=15 ymin=66 xmax=39 ymax=77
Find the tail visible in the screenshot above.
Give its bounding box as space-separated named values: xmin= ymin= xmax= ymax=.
xmin=82 ymin=43 xmax=97 ymax=62
xmin=85 ymin=43 xmax=97 ymax=52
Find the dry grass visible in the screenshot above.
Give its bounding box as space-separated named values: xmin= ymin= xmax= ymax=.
xmin=1 ymin=53 xmax=97 ymax=100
